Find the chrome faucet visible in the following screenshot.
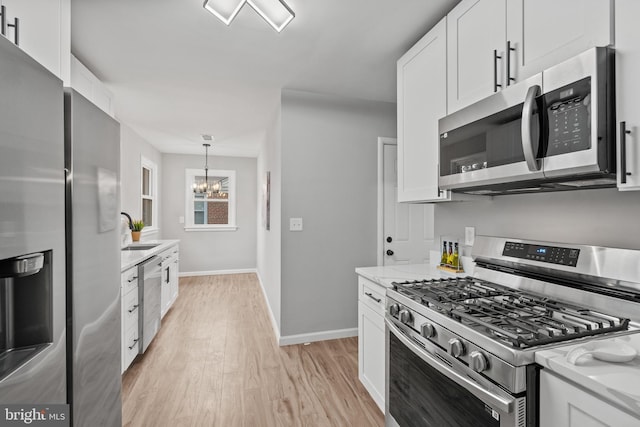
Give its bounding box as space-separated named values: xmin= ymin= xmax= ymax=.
xmin=121 ymin=212 xmax=133 ymax=230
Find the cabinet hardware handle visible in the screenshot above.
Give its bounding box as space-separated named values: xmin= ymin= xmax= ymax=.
xmin=386 ymin=236 xmax=393 ymax=243
xmin=0 ymin=6 xmax=6 ymax=36
xmin=506 ymin=41 xmax=515 ymax=86
xmin=620 ymin=121 xmax=632 ymax=184
xmin=386 ymin=249 xmax=394 ymax=256
xmin=128 ymin=338 xmax=139 ymax=350
xmin=493 ymin=49 xmax=502 ymax=92
xmin=128 ymin=304 xmax=139 ymax=313
xmin=127 ymin=276 xmax=138 ymax=283
xmin=365 ymin=292 xmax=382 ymax=303
xmin=7 ymin=16 xmax=18 ymax=46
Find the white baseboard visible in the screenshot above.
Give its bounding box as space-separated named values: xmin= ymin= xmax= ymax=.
xmin=255 ymin=272 xmax=281 ymax=343
xmin=278 ymin=328 xmax=358 ymax=347
xmin=179 ymin=268 xmax=256 ymax=277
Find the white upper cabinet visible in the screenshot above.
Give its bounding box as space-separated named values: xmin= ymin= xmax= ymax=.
xmin=0 ymin=0 xmax=70 ymax=82
xmin=397 ymin=18 xmax=449 ymax=202
xmin=616 ymin=0 xmax=640 ymax=190
xmin=447 ymin=0 xmax=612 ymax=114
xmin=506 ymin=0 xmax=612 ymax=83
xmin=447 ymin=0 xmax=506 ymax=113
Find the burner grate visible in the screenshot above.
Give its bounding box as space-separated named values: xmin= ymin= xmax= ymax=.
xmin=392 ymin=277 xmax=630 ymax=348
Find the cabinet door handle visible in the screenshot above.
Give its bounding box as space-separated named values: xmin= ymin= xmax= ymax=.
xmin=128 ymin=304 xmax=139 ymax=313
xmin=1 ymin=6 xmax=6 ymax=36
xmin=506 ymin=41 xmax=515 ymax=86
xmin=493 ymin=49 xmax=502 ymax=92
xmin=128 ymin=338 xmax=139 ymax=350
xmin=365 ymin=292 xmax=382 ymax=303
xmin=127 ymin=276 xmax=138 ymax=283
xmin=7 ymin=16 xmax=18 ymax=46
xmin=620 ymin=121 xmax=632 ymax=184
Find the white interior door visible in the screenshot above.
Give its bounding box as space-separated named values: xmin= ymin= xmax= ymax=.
xmin=381 ymin=140 xmax=434 ymax=266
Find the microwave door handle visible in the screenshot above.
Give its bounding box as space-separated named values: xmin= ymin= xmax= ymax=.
xmin=385 ymin=317 xmax=515 ymax=414
xmin=522 ymin=85 xmax=542 ymax=172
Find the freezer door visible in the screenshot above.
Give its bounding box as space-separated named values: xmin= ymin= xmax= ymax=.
xmin=0 ymin=37 xmax=66 ymax=403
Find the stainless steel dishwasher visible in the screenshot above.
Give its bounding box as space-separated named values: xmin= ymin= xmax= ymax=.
xmin=138 ymin=256 xmax=162 ymax=353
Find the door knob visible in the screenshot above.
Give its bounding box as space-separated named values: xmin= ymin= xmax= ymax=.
xmin=386 ymin=250 xmax=394 ymax=256
xmin=386 ymin=236 xmax=393 ymax=243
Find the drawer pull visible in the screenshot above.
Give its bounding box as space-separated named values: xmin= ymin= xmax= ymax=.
xmin=128 ymin=339 xmax=139 ymax=350
xmin=128 ymin=304 xmax=139 ymax=313
xmin=127 ymin=276 xmax=138 ymax=283
xmin=365 ymin=292 xmax=382 ymax=303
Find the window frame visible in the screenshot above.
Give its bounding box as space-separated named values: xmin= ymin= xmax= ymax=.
xmin=184 ymin=168 xmax=237 ymax=231
xmin=141 ymin=156 xmax=158 ymax=234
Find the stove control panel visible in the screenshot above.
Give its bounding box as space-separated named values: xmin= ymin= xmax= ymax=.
xmin=503 ymin=241 xmax=580 ymax=267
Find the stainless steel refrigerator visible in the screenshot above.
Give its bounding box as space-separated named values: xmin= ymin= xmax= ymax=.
xmin=0 ymin=29 xmax=67 ymax=406
xmin=64 ymin=89 xmax=121 ymax=426
xmin=0 ymin=34 xmax=122 ymax=425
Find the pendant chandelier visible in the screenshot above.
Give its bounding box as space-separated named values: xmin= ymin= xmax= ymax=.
xmin=192 ymin=143 xmax=221 ymax=197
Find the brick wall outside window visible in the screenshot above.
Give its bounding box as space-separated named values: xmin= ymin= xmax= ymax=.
xmin=207 ymin=202 xmax=228 ymax=224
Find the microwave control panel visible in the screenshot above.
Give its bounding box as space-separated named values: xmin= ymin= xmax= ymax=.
xmin=503 ymin=241 xmax=580 ymax=267
xmin=545 ymin=77 xmax=591 ymax=157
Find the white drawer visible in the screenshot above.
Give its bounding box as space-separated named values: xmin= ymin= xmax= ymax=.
xmin=122 ymin=287 xmax=139 ymax=331
xmin=121 ymin=266 xmax=139 ymax=294
xmin=358 ymin=276 xmax=386 ymax=316
xmin=123 ymin=327 xmax=139 ymax=371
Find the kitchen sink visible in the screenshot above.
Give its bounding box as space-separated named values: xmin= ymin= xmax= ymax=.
xmin=121 ymin=244 xmax=160 ymax=251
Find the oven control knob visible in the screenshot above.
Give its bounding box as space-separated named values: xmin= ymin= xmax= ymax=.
xmin=399 ymin=309 xmax=413 ymax=325
xmin=389 ymin=304 xmax=400 ymax=316
xmin=470 ymin=351 xmax=489 ymax=372
xmin=448 ymin=338 xmax=465 ymax=358
xmin=421 ymin=323 xmax=436 ymax=338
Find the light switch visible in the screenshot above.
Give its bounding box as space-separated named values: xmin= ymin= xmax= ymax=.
xmin=289 ymin=218 xmax=303 ymax=231
xmin=179 ymin=216 xmax=184 ymax=224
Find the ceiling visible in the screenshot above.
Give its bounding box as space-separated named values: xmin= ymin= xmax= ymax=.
xmin=71 ymin=0 xmax=458 ymax=157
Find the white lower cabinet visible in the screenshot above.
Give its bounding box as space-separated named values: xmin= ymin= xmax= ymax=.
xmin=357 ymin=276 xmax=386 ymax=412
xmin=121 ymin=265 xmax=140 ymax=373
xmin=540 ymin=370 xmax=640 ymax=427
xmin=160 ymin=244 xmax=179 ymax=318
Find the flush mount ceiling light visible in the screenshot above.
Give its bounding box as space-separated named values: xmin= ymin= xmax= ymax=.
xmin=203 ymin=0 xmax=295 ymax=32
xmin=203 ymin=0 xmax=245 ymax=25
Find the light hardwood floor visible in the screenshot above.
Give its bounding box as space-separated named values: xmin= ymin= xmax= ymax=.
xmin=122 ymin=273 xmax=384 ymax=427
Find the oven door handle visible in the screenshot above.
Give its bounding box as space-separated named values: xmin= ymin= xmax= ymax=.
xmin=386 ymin=318 xmax=515 ymax=414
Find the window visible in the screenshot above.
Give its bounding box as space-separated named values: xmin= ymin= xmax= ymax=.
xmin=185 ymin=169 xmax=237 ymax=231
xmin=141 ymin=156 xmax=157 ymax=231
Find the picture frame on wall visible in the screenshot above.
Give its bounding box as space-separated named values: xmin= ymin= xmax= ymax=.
xmin=262 ymin=171 xmax=271 ymax=230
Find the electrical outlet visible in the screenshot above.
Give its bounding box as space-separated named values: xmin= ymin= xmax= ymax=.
xmin=465 ymin=226 xmax=475 ymax=246
xmin=290 ymin=218 xmax=303 ymax=231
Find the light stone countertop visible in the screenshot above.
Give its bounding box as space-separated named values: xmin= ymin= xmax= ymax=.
xmin=535 ymin=333 xmax=640 ymax=418
xmin=121 ymin=239 xmax=180 ymax=272
xmin=355 ymin=256 xmax=474 ymax=288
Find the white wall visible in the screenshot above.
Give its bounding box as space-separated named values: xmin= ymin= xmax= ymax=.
xmin=161 ymin=154 xmax=257 ymax=274
xmin=434 ymin=188 xmax=640 ymax=250
xmin=256 ymin=106 xmax=282 ymax=335
xmin=279 ymin=90 xmax=396 ymax=339
xmin=120 ymin=124 xmax=162 ymax=239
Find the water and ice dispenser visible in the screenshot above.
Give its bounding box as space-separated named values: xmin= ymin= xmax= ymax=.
xmin=0 ymin=251 xmax=53 ymax=380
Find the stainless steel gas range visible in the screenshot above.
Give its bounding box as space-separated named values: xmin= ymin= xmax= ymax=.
xmin=385 ymin=236 xmax=640 ymax=427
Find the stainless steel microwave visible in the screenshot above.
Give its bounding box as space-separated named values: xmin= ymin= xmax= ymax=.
xmin=438 ymin=47 xmax=615 ymax=195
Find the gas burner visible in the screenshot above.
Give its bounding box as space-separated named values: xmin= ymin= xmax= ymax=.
xmin=391 ymin=276 xmax=630 ymax=349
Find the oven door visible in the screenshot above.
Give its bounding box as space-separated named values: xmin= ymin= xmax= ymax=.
xmin=385 ymin=318 xmax=526 ymax=427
